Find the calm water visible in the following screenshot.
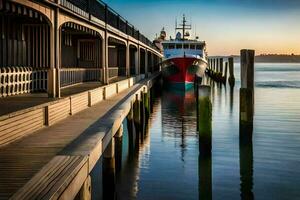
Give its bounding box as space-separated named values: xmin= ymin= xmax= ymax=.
xmin=110 ymin=63 xmax=300 ymax=200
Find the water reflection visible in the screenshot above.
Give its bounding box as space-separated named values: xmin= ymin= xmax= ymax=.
xmin=110 ymin=64 xmax=300 ymax=199
xmin=230 ymin=85 xmax=234 ymax=115
xmin=196 ymin=84 xmax=213 ymax=200
xmin=162 ymin=85 xmax=197 ymax=161
xmin=115 ymin=88 xmax=159 ymax=200
xmin=103 ymin=148 xmax=116 ymax=199
xmin=199 ymin=154 xmax=212 ymax=200
xmin=239 ymin=123 xmax=254 ymax=200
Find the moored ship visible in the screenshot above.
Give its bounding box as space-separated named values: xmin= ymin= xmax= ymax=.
xmin=160 ymin=15 xmax=207 ymax=89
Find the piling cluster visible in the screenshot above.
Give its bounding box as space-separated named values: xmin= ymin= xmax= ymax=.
xmin=206 ymin=57 xmax=235 ymax=86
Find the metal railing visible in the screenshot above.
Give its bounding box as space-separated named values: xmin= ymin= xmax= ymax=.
xmin=0 ymin=67 xmax=47 ymax=97
xmin=60 ymin=68 xmax=101 ymax=88
xmin=59 ymin=0 xmax=160 ymax=51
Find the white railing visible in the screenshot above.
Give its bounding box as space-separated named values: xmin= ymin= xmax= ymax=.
xmin=108 ymin=67 xmax=119 ymax=79
xmin=0 ymin=67 xmax=47 ymax=97
xmin=60 ymin=68 xmax=101 ymax=88
xmin=108 ymin=67 xmax=126 ymax=79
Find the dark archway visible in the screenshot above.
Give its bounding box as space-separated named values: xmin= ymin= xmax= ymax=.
xmin=147 ymin=51 xmax=153 ymax=74
xmin=129 ymin=44 xmax=138 ymax=76
xmin=140 ymin=48 xmax=146 ymax=74
xmin=108 ymin=37 xmax=126 ymax=81
xmin=60 ymin=22 xmax=103 ymax=88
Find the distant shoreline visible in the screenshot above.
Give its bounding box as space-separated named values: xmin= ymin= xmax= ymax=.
xmin=231 ymin=55 xmax=300 ymax=63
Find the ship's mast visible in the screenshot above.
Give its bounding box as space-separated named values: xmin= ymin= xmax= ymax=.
xmin=175 ymin=14 xmax=192 ymax=40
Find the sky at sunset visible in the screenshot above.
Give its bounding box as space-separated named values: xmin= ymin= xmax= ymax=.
xmin=104 ymin=0 xmax=300 ymax=56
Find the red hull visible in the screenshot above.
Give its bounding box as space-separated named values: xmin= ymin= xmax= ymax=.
xmin=162 ymin=57 xmax=206 ymax=84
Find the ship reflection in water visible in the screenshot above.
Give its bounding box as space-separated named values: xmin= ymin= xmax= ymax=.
xmin=98 ymin=63 xmax=300 ymax=200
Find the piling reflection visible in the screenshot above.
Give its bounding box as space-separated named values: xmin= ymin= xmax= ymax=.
xmin=198 ymin=153 xmax=212 ymax=200
xmin=196 ymin=85 xmax=212 ymax=200
xmin=115 ymin=137 xmax=123 ymax=175
xmin=115 ymin=95 xmax=158 ymax=200
xmin=102 ymin=140 xmax=116 ymax=200
xmin=230 ymin=85 xmax=234 ymax=114
xmin=239 ymin=83 xmax=254 ymax=200
xmin=127 ymin=106 xmax=136 ymax=154
xmin=239 ymin=123 xmax=254 ymax=200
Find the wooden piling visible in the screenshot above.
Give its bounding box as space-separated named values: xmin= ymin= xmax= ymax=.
xmin=240 ymin=50 xmax=255 ymax=90
xmin=224 ymin=61 xmax=228 ymax=83
xmin=143 ymin=91 xmax=150 ymax=120
xmin=240 ymin=49 xmax=255 ymax=126
xmin=114 ymin=124 xmax=123 ymax=174
xmin=133 ymin=94 xmax=141 ymax=144
xmin=126 ymin=103 xmax=135 ymax=152
xmin=140 ymin=91 xmax=146 ymax=139
xmin=220 ymin=58 xmax=223 ymax=74
xmin=217 ymin=58 xmax=223 ymax=81
xmin=197 ymin=86 xmax=212 ymax=155
xmin=228 ymin=57 xmax=235 ymax=86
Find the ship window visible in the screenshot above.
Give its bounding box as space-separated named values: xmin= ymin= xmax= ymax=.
xmin=169 ymin=44 xmax=175 ymax=49
xmin=196 ymin=45 xmax=202 ymax=50
xmin=190 ymin=44 xmax=195 ymax=49
xmin=184 ymin=44 xmax=189 ymax=49
xmin=163 ymin=44 xmax=169 ymax=49
xmin=176 ymin=44 xmax=182 ymax=49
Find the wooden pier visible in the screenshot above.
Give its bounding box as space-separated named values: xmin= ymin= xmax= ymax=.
xmin=0 ymin=0 xmax=163 ymax=199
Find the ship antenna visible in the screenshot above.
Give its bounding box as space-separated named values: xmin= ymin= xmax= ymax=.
xmin=183 ymin=14 xmax=185 ymax=40
xmin=175 ymin=18 xmax=177 ymax=38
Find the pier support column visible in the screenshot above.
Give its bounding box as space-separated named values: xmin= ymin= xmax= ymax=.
xmin=228 ymin=57 xmax=235 ymax=86
xmin=133 ymin=94 xmax=141 ymax=144
xmin=140 ymin=91 xmax=146 ymax=139
xmin=126 ymin=102 xmax=135 ymax=153
xmin=75 ymin=175 xmax=91 ymax=200
xmin=216 ymin=58 xmax=219 ymax=73
xmin=104 ymin=34 xmax=109 ymax=84
xmin=143 ymin=90 xmax=150 ymax=120
xmin=101 ymin=34 xmax=106 ymax=83
xmin=47 ymin=68 xmax=57 ymax=98
xmin=197 ymin=86 xmax=212 ymax=155
xmin=102 ymin=140 xmax=115 ymax=200
xmin=114 ymin=124 xmax=123 ymax=174
xmin=48 ymin=23 xmax=57 ymax=98
xmin=126 ymin=43 xmax=130 ymax=77
xmin=240 ymin=49 xmax=255 ymax=127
